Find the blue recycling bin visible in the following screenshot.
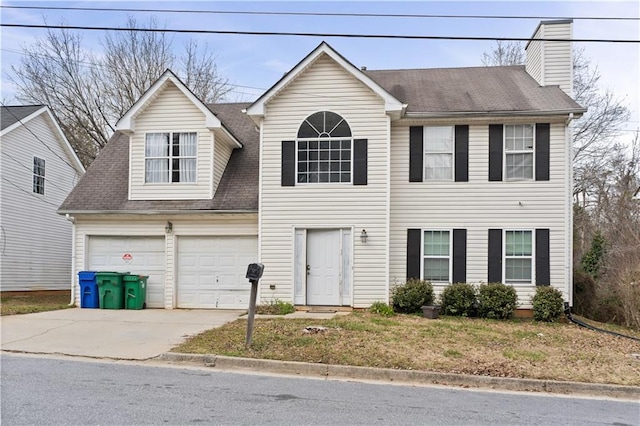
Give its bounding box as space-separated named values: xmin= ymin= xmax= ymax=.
xmin=78 ymin=271 xmax=99 ymax=308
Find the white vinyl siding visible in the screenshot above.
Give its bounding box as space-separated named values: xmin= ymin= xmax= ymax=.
xmin=0 ymin=112 xmax=82 ymax=291
xmin=213 ymin=138 xmax=234 ymax=191
xmin=259 ymin=54 xmax=389 ymax=308
xmin=71 ymin=214 xmax=258 ymax=308
xmin=129 ymin=82 xmax=213 ymax=200
xmin=525 ymin=22 xmax=573 ymax=96
xmin=390 ymin=121 xmax=569 ymax=308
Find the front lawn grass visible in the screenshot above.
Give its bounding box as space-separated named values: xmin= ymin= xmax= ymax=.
xmin=1 ymin=291 xmax=72 ymax=316
xmin=173 ymin=312 xmax=640 ymax=386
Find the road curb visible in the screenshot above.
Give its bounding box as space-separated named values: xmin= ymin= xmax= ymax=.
xmin=158 ymin=352 xmax=639 ymax=400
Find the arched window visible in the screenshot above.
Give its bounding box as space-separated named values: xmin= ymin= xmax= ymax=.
xmin=297 ymin=111 xmax=352 ymax=183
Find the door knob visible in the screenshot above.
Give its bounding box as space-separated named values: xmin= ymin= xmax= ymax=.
xmin=306 ymin=264 xmax=310 ymax=275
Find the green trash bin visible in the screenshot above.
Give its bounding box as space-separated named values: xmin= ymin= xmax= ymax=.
xmin=124 ymin=275 xmax=148 ymax=310
xmin=97 ymin=272 xmax=126 ymax=309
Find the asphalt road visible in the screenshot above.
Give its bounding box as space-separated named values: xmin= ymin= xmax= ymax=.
xmin=1 ymin=354 xmax=638 ymax=425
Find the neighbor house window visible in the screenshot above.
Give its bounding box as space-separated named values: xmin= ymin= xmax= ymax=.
xmin=145 ymin=132 xmax=197 ymax=183
xmin=505 ymin=230 xmax=533 ymax=284
xmin=33 ymin=156 xmax=45 ymax=195
xmin=424 ymin=126 xmax=454 ymax=180
xmin=423 ymin=230 xmax=451 ymax=282
xmin=297 ymin=111 xmax=352 ymax=183
xmin=505 ymin=124 xmax=534 ymax=180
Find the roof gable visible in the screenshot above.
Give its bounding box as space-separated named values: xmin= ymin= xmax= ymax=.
xmin=246 ymin=42 xmax=405 ymax=121
xmin=1 ymin=105 xmax=85 ymax=173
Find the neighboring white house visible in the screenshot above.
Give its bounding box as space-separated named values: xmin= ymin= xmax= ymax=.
xmin=1 ymin=105 xmax=85 ymax=291
xmin=59 ymin=20 xmax=585 ymax=312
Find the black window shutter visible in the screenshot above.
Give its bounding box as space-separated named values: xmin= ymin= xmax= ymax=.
xmin=281 ymin=141 xmax=295 ymax=186
xmin=488 ymin=229 xmax=503 ymax=282
xmin=409 ymin=127 xmax=423 ymax=182
xmin=536 ymin=229 xmax=550 ymax=286
xmin=489 ymin=125 xmax=503 ymax=182
xmin=406 ymin=229 xmax=422 ymax=280
xmin=535 ymin=123 xmax=550 ymax=181
xmin=452 ymin=229 xmax=467 ymax=283
xmin=454 ymin=125 xmax=469 ymax=182
xmin=353 ymin=139 xmax=368 ymax=185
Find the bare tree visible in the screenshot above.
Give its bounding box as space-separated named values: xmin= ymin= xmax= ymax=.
xmin=481 ymin=41 xmax=524 ymax=66
xmin=9 ymin=17 xmax=231 ymax=167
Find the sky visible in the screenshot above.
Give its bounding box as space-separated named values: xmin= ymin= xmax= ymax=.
xmin=1 ymin=1 xmax=639 ymax=142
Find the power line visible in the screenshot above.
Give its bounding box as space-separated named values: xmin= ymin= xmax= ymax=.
xmin=1 ymin=5 xmax=638 ymax=21
xmin=0 ymin=175 xmax=61 ymax=208
xmin=0 ymin=150 xmax=71 ymax=193
xmin=1 ymin=23 xmax=638 ymax=43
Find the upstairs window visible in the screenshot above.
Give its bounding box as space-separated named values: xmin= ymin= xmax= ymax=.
xmin=424 ymin=126 xmax=454 ymax=180
xmin=296 ymin=111 xmax=352 ymax=183
xmin=505 ymin=124 xmax=534 ymax=180
xmin=33 ymin=156 xmax=45 ymax=195
xmin=145 ymin=132 xmax=197 ymax=183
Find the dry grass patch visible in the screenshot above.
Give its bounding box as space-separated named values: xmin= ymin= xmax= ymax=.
xmin=1 ymin=291 xmax=72 ymax=316
xmin=173 ymin=312 xmax=640 ymax=386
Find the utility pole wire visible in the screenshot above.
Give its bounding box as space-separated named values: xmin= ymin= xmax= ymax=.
xmin=1 ymin=23 xmax=638 ymax=43
xmin=1 ymin=5 xmax=638 ymax=21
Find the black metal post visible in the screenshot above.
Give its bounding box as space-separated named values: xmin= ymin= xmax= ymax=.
xmin=245 ymin=279 xmax=259 ymax=347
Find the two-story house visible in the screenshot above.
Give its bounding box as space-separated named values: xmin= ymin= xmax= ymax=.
xmin=59 ymin=20 xmax=585 ymax=312
xmin=1 ymin=105 xmax=85 ymax=291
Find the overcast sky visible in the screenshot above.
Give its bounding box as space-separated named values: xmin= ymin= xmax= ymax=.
xmin=1 ymin=1 xmax=638 ymax=141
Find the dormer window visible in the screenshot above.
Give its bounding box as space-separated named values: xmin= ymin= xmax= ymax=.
xmin=145 ymin=132 xmax=197 ymax=183
xmin=297 ymin=111 xmax=352 ymax=183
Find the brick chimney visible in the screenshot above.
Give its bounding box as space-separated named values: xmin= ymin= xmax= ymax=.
xmin=525 ymin=20 xmax=573 ymax=97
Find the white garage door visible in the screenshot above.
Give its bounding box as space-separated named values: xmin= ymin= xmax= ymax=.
xmin=88 ymin=236 xmax=165 ymax=308
xmin=177 ymin=236 xmax=257 ymax=309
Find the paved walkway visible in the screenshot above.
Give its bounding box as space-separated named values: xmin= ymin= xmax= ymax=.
xmin=1 ymin=308 xmax=243 ymax=360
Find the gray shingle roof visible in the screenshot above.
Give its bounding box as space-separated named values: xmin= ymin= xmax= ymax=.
xmin=58 ymin=102 xmax=258 ymax=213
xmin=1 ymin=105 xmax=45 ymax=130
xmin=365 ymin=65 xmax=583 ymax=114
xmin=60 ymin=64 xmax=584 ymax=214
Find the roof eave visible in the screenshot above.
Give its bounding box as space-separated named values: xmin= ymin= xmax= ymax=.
xmin=58 ymin=209 xmax=259 ymax=216
xmin=404 ymin=108 xmax=586 ymax=119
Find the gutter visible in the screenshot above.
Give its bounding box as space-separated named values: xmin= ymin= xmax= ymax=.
xmin=66 ymin=214 xmax=76 ymax=307
xmin=57 ymin=209 xmax=259 ymax=216
xmin=403 ymin=108 xmax=586 ymax=119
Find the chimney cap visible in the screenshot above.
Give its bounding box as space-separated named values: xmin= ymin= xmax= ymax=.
xmin=361 ymin=66 xmax=367 ymax=71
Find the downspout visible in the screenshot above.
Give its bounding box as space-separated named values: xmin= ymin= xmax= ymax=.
xmin=66 ymin=214 xmax=76 ymax=306
xmin=565 ymin=113 xmax=574 ymax=307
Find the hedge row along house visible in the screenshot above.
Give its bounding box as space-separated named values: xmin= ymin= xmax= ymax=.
xmin=59 ymin=20 xmax=585 ymax=312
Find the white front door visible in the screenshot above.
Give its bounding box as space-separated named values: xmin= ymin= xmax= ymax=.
xmin=306 ymin=229 xmax=341 ymax=305
xmin=87 ymin=236 xmax=165 ymax=308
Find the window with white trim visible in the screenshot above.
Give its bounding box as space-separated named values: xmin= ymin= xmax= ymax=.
xmin=424 ymin=126 xmax=454 ymax=180
xmin=423 ymin=230 xmax=451 ymax=282
xmin=297 ymin=111 xmax=352 ymax=183
xmin=505 ymin=230 xmax=533 ymax=284
xmin=145 ymin=132 xmax=197 ymax=183
xmin=33 ymin=156 xmax=45 ymax=195
xmin=505 ymin=124 xmax=534 ymax=180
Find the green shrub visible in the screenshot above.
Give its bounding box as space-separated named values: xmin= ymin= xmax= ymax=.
xmin=369 ymin=301 xmax=395 ymax=317
xmin=391 ymin=279 xmax=434 ymax=314
xmin=532 ymin=287 xmax=565 ymax=322
xmin=439 ymin=282 xmax=477 ymax=317
xmin=255 ymin=299 xmax=295 ymax=315
xmin=477 ymin=283 xmax=518 ymax=319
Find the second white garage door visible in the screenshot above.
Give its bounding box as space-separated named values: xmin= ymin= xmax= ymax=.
xmin=177 ymin=236 xmax=258 ymax=309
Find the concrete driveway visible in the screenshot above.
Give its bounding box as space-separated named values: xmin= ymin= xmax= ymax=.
xmin=1 ymin=308 xmax=243 ymax=360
